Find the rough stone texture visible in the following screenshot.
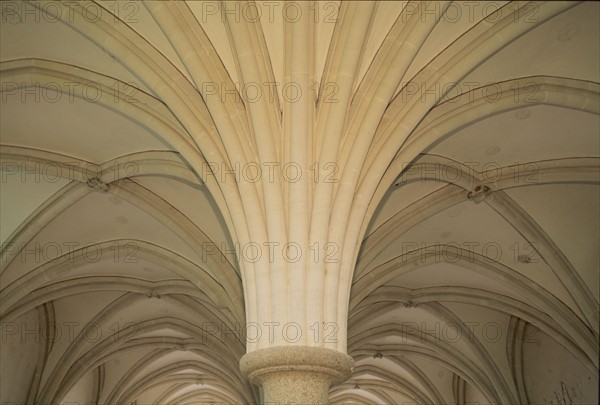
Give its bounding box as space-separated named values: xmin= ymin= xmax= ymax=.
xmin=240 ymin=346 xmax=354 ymax=404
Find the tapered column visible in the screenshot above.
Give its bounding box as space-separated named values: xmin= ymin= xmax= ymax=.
xmin=240 ymin=346 xmax=353 ymax=404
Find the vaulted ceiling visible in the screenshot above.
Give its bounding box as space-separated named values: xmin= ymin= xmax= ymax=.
xmin=1 ymin=1 xmax=598 ymax=404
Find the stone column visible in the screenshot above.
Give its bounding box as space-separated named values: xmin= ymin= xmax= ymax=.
xmin=240 ymin=346 xmax=353 ymax=404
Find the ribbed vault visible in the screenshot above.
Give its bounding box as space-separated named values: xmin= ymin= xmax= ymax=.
xmin=1 ymin=1 xmax=598 ymax=403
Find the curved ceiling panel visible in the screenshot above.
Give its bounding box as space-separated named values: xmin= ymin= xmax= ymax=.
xmin=1 ymin=1 xmax=598 ymax=404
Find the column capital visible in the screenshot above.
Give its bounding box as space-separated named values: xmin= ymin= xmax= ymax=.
xmin=240 ymin=346 xmax=354 ymax=404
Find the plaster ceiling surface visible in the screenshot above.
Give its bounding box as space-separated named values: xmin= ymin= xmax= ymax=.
xmin=1 ymin=1 xmax=598 ymax=404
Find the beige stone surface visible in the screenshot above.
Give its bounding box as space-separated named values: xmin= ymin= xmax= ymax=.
xmin=1 ymin=1 xmax=598 ymax=404
xmin=241 ymin=346 xmax=354 ymax=404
